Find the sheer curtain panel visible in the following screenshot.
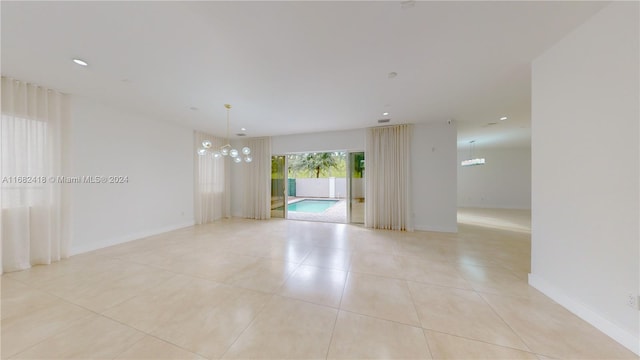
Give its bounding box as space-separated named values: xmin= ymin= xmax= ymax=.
xmin=364 ymin=124 xmax=413 ymax=231
xmin=1 ymin=77 xmax=69 ymax=273
xmin=194 ymin=131 xmax=230 ymax=224
xmin=242 ymin=137 xmax=271 ymax=220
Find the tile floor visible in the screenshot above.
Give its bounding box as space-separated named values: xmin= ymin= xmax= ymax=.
xmin=1 ymin=209 xmax=637 ymax=359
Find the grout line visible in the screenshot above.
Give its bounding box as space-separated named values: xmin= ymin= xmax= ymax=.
xmin=474 ymin=283 xmax=536 ymax=354
xmin=348 ymin=267 xmax=475 ymax=292
xmin=337 ymin=308 xmax=425 ymax=331
xmin=5 ymin=312 xmax=95 ymax=359
xmin=403 ymin=278 xmax=434 ymax=358
xmin=217 ymin=292 xmax=277 ymax=359
xmin=421 ymin=328 xmax=436 ymax=360
xmin=425 ymin=328 xmax=544 ymax=357
xmin=324 ymin=269 xmax=351 ymax=359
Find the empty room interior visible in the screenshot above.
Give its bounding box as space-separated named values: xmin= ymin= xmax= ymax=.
xmin=1 ymin=1 xmax=639 ymax=359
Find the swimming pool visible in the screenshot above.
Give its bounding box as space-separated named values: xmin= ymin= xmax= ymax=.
xmin=285 ymin=199 xmax=339 ymax=213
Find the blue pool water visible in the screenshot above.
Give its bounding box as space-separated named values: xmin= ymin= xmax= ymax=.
xmin=286 ymin=199 xmax=338 ymax=213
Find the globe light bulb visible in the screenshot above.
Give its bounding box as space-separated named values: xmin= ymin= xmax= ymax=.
xmin=233 ymin=157 xmax=242 ymax=163
xmin=221 ymin=148 xmax=229 ymax=156
xmin=202 ymin=140 xmax=212 ymax=149
xmin=245 ymin=156 xmax=252 ymax=163
xmin=197 ymin=148 xmax=207 ymax=156
xmin=230 ymin=149 xmax=239 ymax=158
xmin=242 ymin=147 xmax=251 ymax=155
xmin=212 ymin=151 xmax=221 ymax=158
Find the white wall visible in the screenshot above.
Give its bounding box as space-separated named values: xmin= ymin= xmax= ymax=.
xmin=457 ymin=147 xmax=531 ymax=209
xmin=272 ymin=128 xmax=365 ymax=154
xmin=236 ymin=124 xmax=457 ymax=233
xmin=412 ymin=122 xmax=458 ymax=232
xmin=68 ymin=96 xmax=194 ymax=254
xmin=530 ymin=2 xmax=639 ymax=354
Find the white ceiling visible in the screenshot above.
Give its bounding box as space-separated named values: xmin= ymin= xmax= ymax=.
xmin=1 ymin=1 xmax=606 ymax=148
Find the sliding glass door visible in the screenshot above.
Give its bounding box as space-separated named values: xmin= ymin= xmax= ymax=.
xmin=271 ymin=155 xmax=287 ymax=218
xmin=348 ymin=152 xmax=365 ymax=224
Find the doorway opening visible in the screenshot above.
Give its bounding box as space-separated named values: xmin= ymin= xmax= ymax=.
xmin=270 ymin=151 xmax=364 ymax=224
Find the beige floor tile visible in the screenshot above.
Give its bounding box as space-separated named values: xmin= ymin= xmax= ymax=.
xmin=341 ymin=272 xmax=420 ymax=326
xmin=2 ymin=210 xmax=634 ymax=360
xmin=3 ymin=255 xmax=123 ymax=288
xmin=222 ymin=296 xmax=337 ymax=359
xmin=424 ymin=330 xmax=539 ymax=360
xmin=350 ymin=235 xmax=397 ymax=255
xmin=152 ymin=287 xmax=271 ymax=359
xmin=302 ymin=247 xmax=352 ymax=271
xmin=1 ymin=298 xmax=93 ymax=358
xmin=12 ymin=314 xmax=145 ymax=359
xmin=408 ymin=282 xmax=529 ymax=351
xmin=393 ymin=239 xmax=458 ymax=263
xmin=159 ymin=251 xmax=260 ymax=281
xmin=223 ymin=258 xmax=298 ymax=293
xmin=1 ymin=278 xmax=60 ymax=321
xmin=115 ymin=244 xmax=199 ymax=268
xmin=114 ymin=336 xmax=205 ymax=359
xmin=245 ymin=241 xmax=314 ymax=264
xmin=458 ymin=262 xmax=538 ymax=298
xmin=349 ymin=252 xmax=404 ymax=278
xmin=399 ymin=255 xmax=472 ymax=289
xmin=328 ymin=310 xmax=431 ymax=359
xmin=481 ymin=293 xmax=638 ymax=359
xmin=278 ymin=264 xmax=347 ymax=307
xmin=102 ymin=274 xmax=209 ymax=333
xmin=54 ymin=267 xmax=175 ymax=312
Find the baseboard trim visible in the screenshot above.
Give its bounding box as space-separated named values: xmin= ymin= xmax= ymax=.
xmin=528 ymin=273 xmax=639 ymax=355
xmin=70 ymin=220 xmax=195 ymax=256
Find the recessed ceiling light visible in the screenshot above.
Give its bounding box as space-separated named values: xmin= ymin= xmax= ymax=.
xmin=72 ymin=58 xmax=88 ymax=66
xmin=383 ymin=112 xmax=389 ymax=116
xmin=189 ymin=107 xmax=199 ymax=111
xmin=500 ymin=116 xmax=508 ymax=121
xmin=388 ymin=72 xmax=398 ymax=79
xmin=240 ymin=127 xmax=246 ymax=131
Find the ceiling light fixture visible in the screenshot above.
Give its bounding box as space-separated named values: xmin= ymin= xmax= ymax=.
xmin=72 ymin=58 xmax=88 ymax=66
xmin=240 ymin=127 xmax=246 ymax=131
xmin=401 ymin=0 xmax=416 ymax=9
xmin=197 ymin=104 xmax=252 ymax=163
xmin=382 ymin=112 xmax=389 ymax=116
xmin=461 ymin=140 xmax=485 ymax=167
xmin=500 ymin=116 xmax=508 ymax=121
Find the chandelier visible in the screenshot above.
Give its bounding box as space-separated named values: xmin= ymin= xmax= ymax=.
xmin=460 ymin=140 xmax=485 ymax=167
xmin=197 ymin=104 xmax=252 ymax=163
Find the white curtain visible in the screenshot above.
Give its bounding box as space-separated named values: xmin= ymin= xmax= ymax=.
xmin=194 ymin=131 xmax=230 ymax=224
xmin=1 ymin=77 xmax=69 ymax=273
xmin=365 ymin=124 xmax=413 ymax=231
xmin=242 ymin=137 xmax=271 ymax=220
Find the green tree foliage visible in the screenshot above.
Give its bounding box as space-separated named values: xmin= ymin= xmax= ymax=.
xmin=289 ymin=152 xmax=343 ymax=178
xmin=352 ymin=152 xmax=365 ymax=178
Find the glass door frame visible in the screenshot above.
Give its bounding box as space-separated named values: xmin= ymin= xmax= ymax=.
xmin=347 ymin=151 xmax=365 ymax=224
xmin=271 ymin=155 xmax=288 ymax=219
